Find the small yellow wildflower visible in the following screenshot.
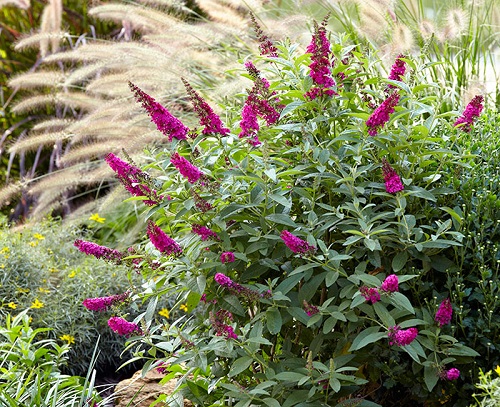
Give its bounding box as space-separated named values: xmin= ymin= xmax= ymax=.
xmin=179 ymin=303 xmax=188 ymax=312
xmin=158 ymin=308 xmax=170 ymax=318
xmin=33 ymin=233 xmax=45 ymax=240
xmin=38 ymin=287 xmax=50 ymax=293
xmin=0 ymin=264 xmax=4 ymax=269
xmin=7 ymin=302 xmax=17 ymax=309
xmin=495 ymin=365 xmax=500 ymax=376
xmin=89 ymin=213 xmax=105 ymax=223
xmin=29 ymin=241 xmax=38 ymax=247
xmin=49 ymin=267 xmax=58 ymax=273
xmin=16 ymin=287 xmax=30 ymax=293
xmin=59 ymin=334 xmax=75 ymax=345
xmin=3 ymin=254 xmax=9 ymax=259
xmin=68 ymin=270 xmax=76 ymax=278
xmin=0 ymin=247 xmax=10 ymax=254
xmin=30 ymin=299 xmax=44 ymax=309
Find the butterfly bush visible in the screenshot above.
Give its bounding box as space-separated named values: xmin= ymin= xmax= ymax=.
xmin=81 ymin=22 xmax=485 ymax=407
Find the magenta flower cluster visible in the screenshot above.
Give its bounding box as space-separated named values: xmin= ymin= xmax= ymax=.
xmin=209 ymin=309 xmax=238 ymax=340
xmin=74 ymin=239 xmax=124 ymax=263
xmin=83 ymin=292 xmax=130 ymax=311
xmin=192 ymin=224 xmax=218 ymax=241
xmin=170 ymin=152 xmax=202 ymax=184
xmin=303 ymin=301 xmax=319 ymax=316
xmin=214 ymin=272 xmax=262 ymax=302
xmin=105 ymin=153 xmax=162 ymax=206
xmin=366 ymin=92 xmax=400 ymax=136
xmin=107 ymin=316 xmax=142 ymax=337
xmin=388 ymin=325 xmax=418 ymax=346
xmin=182 ymin=78 xmax=230 ymax=136
xmin=442 ymin=367 xmax=460 ymax=381
xmin=129 ymin=82 xmax=188 ymax=141
xmin=220 ymin=251 xmax=235 ymax=264
xmin=454 ymin=95 xmax=484 ymax=132
xmin=382 ymin=159 xmax=404 ymax=194
xmin=239 ymin=61 xmax=281 ymax=146
xmin=388 ymin=55 xmax=407 ymax=84
xmin=305 ymin=21 xmax=335 ymax=100
xmin=250 ymin=12 xmax=278 ymax=58
xmin=280 ymin=230 xmax=316 ymax=255
xmin=360 ymin=274 xmax=399 ymax=304
xmin=146 ymin=220 xmax=182 ymax=256
xmin=435 ymin=298 xmax=453 ymax=327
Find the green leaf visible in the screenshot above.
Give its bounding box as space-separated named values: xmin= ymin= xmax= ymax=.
xmin=269 ymin=193 xmax=291 ymax=208
xmin=266 ymin=214 xmax=298 ymax=227
xmin=446 ymin=343 xmax=480 ymax=357
xmin=263 ymin=398 xmax=282 ymax=407
xmin=266 ymin=307 xmax=282 ymax=335
xmin=389 ymin=292 xmax=415 ymax=314
xmin=228 ymin=356 xmax=253 ymax=377
xmin=349 ymin=327 xmax=386 ymax=351
xmin=279 ymin=101 xmax=305 ymax=119
xmin=424 ymin=365 xmax=439 ymax=392
xmin=392 ymin=251 xmax=408 ymax=272
xmin=373 ymin=302 xmax=395 ymax=327
xmin=274 ymin=372 xmax=307 ymax=382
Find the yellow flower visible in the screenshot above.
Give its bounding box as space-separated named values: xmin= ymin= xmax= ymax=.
xmin=49 ymin=267 xmax=58 ymax=273
xmin=179 ymin=303 xmax=188 ymax=312
xmin=495 ymin=365 xmax=500 ymax=376
xmin=68 ymin=270 xmax=76 ymax=278
xmin=0 ymin=264 xmax=4 ymax=269
xmin=7 ymin=302 xmax=17 ymax=309
xmin=30 ymin=299 xmax=44 ymax=309
xmin=16 ymin=287 xmax=30 ymax=293
xmin=59 ymin=334 xmax=75 ymax=344
xmin=3 ymin=254 xmax=9 ymax=259
xmin=158 ymin=308 xmax=170 ymax=318
xmin=29 ymin=241 xmax=38 ymax=247
xmin=0 ymin=247 xmax=10 ymax=254
xmin=38 ymin=287 xmax=50 ymax=293
xmin=89 ymin=213 xmax=105 ymax=223
xmin=33 ymin=233 xmax=45 ymax=240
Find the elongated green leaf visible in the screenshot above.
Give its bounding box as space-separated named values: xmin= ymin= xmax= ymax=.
xmin=349 ymin=327 xmax=386 ymax=351
xmin=229 ymin=356 xmax=253 ymax=377
xmin=266 ymin=307 xmax=282 ymax=335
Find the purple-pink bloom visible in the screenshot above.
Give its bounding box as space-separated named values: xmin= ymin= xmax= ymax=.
xmin=214 ymin=272 xmax=233 ymax=287
xmin=382 ymin=159 xmax=404 ymax=194
xmin=209 ymin=309 xmax=238 ymax=340
xmin=83 ymin=292 xmax=130 ymax=311
xmin=240 ymin=102 xmax=259 ymax=139
xmin=74 ymin=239 xmax=124 ymax=263
xmin=182 ymin=79 xmax=230 ymax=136
xmin=108 ymin=316 xmax=142 ymax=337
xmin=147 ymin=221 xmax=182 ymax=256
xmin=388 ymin=325 xmax=418 ymax=346
xmin=280 ymin=230 xmax=316 ymax=255
xmin=192 ymin=224 xmax=218 ymax=241
xmin=303 ymin=300 xmax=319 ymax=316
xmin=129 ymin=82 xmax=188 ymax=141
xmin=220 ymin=251 xmax=235 ymax=264
xmin=170 ymin=152 xmax=202 ymax=184
xmin=388 ymin=54 xmax=407 ymax=84
xmin=435 ymin=298 xmax=453 ymax=327
xmin=105 ymin=153 xmax=162 ymax=206
xmin=444 ymin=368 xmax=460 ymax=380
xmin=454 ymin=95 xmax=484 ymax=132
xmin=249 ymin=12 xmax=278 ymax=58
xmin=214 ymin=272 xmax=261 ymax=302
xmin=366 ymin=92 xmax=400 ymax=136
xmin=381 ymin=274 xmax=399 ymax=293
xmin=360 ymin=286 xmax=381 ymax=304
xmin=305 ymin=20 xmax=335 ymax=100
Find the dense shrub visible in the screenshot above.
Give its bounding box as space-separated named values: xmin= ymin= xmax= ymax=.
xmin=74 ymin=20 xmax=500 ymax=407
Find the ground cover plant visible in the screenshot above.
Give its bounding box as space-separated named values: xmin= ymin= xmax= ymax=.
xmin=73 ymin=17 xmax=500 ymax=406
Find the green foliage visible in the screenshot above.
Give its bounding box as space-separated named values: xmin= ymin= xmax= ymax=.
xmin=86 ymin=26 xmax=498 ymax=406
xmin=0 ymin=310 xmax=99 ymax=406
xmin=0 ymin=216 xmax=149 ymax=376
xmin=472 ymin=368 xmax=500 ymax=407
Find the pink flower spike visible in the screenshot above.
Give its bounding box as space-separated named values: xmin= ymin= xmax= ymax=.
xmin=192 ymin=224 xmax=218 ymax=241
xmin=454 ymin=95 xmax=484 ymax=132
xmin=445 ymin=368 xmax=460 ymax=381
xmin=382 ymin=159 xmax=404 ymax=194
xmin=83 ymin=292 xmax=130 ymax=312
xmin=280 ymin=230 xmax=316 ymax=255
xmin=381 ymin=274 xmax=399 ymax=293
xmin=170 ymin=152 xmax=202 ymax=184
xmin=366 ymin=92 xmax=400 ymax=136
xmin=435 ymin=298 xmax=453 ymax=327
xmin=360 ymin=286 xmax=381 ymax=304
xmin=220 ymin=251 xmax=235 ymax=264
xmin=74 ymin=239 xmax=124 ymax=263
xmin=146 ymin=221 xmax=182 ymax=256
xmin=388 ymin=325 xmax=418 ymax=346
xmin=108 ymin=316 xmax=142 ymax=337
xmin=388 ymin=55 xmax=407 ymax=84
xmin=129 ymin=82 xmax=188 ymax=141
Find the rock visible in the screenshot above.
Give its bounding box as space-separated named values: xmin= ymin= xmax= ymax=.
xmin=113 ymin=369 xmax=193 ymax=407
